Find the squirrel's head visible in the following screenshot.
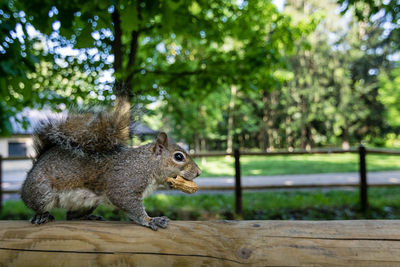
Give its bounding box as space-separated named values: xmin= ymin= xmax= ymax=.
xmin=152 ymin=132 xmax=201 ymax=182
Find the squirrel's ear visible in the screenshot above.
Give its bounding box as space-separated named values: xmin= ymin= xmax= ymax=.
xmin=153 ymin=132 xmax=168 ymax=155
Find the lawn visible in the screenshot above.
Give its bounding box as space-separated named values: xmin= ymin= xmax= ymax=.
xmin=195 ymin=153 xmax=400 ymax=177
xmin=3 ymin=187 xmax=400 ymax=221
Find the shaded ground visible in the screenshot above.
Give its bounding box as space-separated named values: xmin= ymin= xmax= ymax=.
xmin=4 ymin=188 xmax=400 ymax=221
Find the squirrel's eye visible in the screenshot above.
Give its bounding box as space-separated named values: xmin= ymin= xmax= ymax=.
xmin=173 ymin=152 xmax=185 ymax=162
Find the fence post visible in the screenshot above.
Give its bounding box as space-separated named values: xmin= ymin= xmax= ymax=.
xmin=359 ymin=144 xmax=368 ymax=212
xmin=0 ymin=155 xmax=2 ymax=211
xmin=234 ymin=148 xmax=242 ymax=216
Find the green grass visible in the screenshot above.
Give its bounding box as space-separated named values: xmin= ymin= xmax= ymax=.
xmin=195 ymin=154 xmax=400 ymax=177
xmin=3 ymin=187 xmax=400 ymax=221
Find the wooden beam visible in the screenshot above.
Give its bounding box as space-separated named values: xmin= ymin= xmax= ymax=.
xmin=1 ymin=220 xmax=400 ymax=266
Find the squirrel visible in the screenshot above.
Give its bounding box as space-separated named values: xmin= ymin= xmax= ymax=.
xmin=21 ymin=102 xmax=201 ymax=230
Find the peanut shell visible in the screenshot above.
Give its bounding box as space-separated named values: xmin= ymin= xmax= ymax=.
xmin=166 ymin=175 xmax=198 ymax=194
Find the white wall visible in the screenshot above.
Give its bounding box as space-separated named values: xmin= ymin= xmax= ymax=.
xmin=0 ymin=139 xmax=7 ymax=157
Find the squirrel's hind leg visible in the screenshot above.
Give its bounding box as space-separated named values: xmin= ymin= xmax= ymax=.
xmin=30 ymin=212 xmax=55 ymax=225
xmin=66 ymin=208 xmax=104 ymax=221
xmin=22 ymin=178 xmax=57 ymax=225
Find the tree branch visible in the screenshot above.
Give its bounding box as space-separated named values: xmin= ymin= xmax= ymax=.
xmin=133 ymin=69 xmax=206 ymax=76
xmin=138 ymin=23 xmax=161 ymax=34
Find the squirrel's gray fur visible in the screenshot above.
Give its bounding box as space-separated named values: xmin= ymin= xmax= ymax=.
xmin=21 ymin=104 xmax=201 ymax=230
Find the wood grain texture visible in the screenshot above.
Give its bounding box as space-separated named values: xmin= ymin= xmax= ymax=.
xmin=1 ymin=220 xmax=400 ymax=266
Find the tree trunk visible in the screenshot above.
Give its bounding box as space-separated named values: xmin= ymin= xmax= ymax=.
xmin=300 ymin=95 xmax=308 ymax=149
xmin=111 ymin=7 xmax=122 ymax=79
xmin=111 ymin=4 xmax=142 ymax=110
xmin=285 ymin=116 xmax=293 ymax=150
xmin=258 ymin=92 xmax=269 ymax=152
xmin=110 ymin=4 xmax=145 ymax=138
xmin=126 ymin=30 xmax=140 ymax=91
xmin=267 ymin=91 xmax=277 ymax=151
xmin=300 ymin=127 xmax=306 ymax=149
xmin=200 ymin=137 xmax=207 ymax=165
xmin=111 ymin=7 xmax=130 ymax=111
xmin=226 ymin=85 xmax=237 ymax=153
xmin=200 ymin=137 xmax=206 ymax=152
xmin=194 ymin=134 xmax=200 ymax=152
xmin=306 ymin=127 xmax=313 ymax=150
xmin=341 ymin=126 xmax=350 ymax=149
xmin=260 ymin=91 xmax=276 ymax=151
xmin=258 ymin=128 xmax=267 ymax=152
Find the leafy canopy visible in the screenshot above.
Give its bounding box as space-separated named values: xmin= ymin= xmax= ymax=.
xmin=2 ymin=0 xmax=315 ymax=137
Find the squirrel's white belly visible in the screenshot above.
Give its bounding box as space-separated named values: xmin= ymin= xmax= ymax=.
xmin=56 ymin=189 xmax=109 ymax=211
xmin=143 ymin=179 xmax=160 ymax=198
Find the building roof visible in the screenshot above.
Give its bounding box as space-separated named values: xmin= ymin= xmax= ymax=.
xmin=10 ymin=109 xmax=63 ymax=135
xmin=130 ymin=122 xmax=159 ymax=135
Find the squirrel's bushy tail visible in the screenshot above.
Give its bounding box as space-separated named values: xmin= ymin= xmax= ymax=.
xmin=33 ymin=101 xmax=131 ymax=159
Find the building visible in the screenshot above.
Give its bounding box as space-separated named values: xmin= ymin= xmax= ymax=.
xmin=0 ymin=109 xmax=55 ymax=157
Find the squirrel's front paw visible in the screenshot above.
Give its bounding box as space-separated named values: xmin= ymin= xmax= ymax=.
xmin=148 ymin=216 xmax=169 ymax=231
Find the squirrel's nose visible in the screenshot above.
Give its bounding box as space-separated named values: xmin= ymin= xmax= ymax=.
xmin=196 ymin=168 xmax=202 ymax=177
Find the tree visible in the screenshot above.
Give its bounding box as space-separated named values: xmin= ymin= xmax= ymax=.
xmin=378 ymin=66 xmax=400 ymax=133
xmin=0 ymin=1 xmax=309 ymax=141
xmin=8 ymin=0 xmax=313 ymax=148
xmin=227 ymin=0 xmax=396 ymax=150
xmin=335 ymin=17 xmax=392 ymax=146
xmin=158 ymin=1 xmax=317 ymax=151
xmin=0 ymin=0 xmax=109 ymax=135
xmin=338 ymin=0 xmax=400 ymax=44
xmin=266 ymin=0 xmax=342 ymax=149
xmin=0 ymin=1 xmax=37 ymax=135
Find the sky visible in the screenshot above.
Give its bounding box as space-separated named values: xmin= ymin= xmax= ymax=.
xmin=273 ymin=0 xmax=285 ymax=11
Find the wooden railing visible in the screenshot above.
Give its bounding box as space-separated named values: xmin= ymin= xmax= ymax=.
xmin=1 ymin=220 xmax=400 ymax=266
xmin=1 ymin=145 xmax=400 ymax=214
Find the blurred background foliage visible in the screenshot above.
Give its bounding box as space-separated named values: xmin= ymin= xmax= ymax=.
xmin=1 ymin=0 xmax=399 ymax=152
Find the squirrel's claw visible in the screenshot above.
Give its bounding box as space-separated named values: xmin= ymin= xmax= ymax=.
xmin=149 ymin=216 xmax=169 ymax=231
xmin=30 ymin=212 xmax=55 ymax=225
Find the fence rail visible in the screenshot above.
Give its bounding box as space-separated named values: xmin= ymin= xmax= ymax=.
xmin=190 ymin=148 xmax=359 ymax=158
xmin=2 ymin=220 xmax=400 ymax=266
xmin=1 ymin=146 xmax=400 ymax=213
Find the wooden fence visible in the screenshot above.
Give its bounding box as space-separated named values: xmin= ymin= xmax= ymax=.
xmin=2 ymin=220 xmax=400 ymax=266
xmin=1 ymin=145 xmax=400 ymax=214
xmin=190 ymin=145 xmax=400 ymax=215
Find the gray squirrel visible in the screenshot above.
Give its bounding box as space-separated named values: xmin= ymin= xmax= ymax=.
xmin=21 ymin=103 xmax=201 ymax=230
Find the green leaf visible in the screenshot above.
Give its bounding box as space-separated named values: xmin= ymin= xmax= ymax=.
xmin=167 ymin=0 xmax=183 ymax=10
xmin=75 ymin=25 xmax=94 ymax=48
xmin=120 ymin=2 xmax=139 ymax=33
xmin=162 ymin=0 xmax=174 ymax=30
xmin=97 ymin=0 xmax=109 ymax=9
